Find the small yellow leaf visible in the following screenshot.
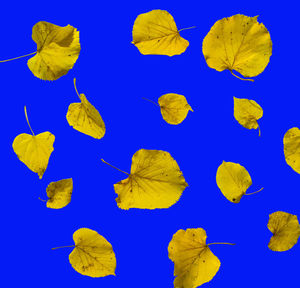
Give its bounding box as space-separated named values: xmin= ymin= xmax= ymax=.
xmin=132 ymin=10 xmax=192 ymax=56
xmin=168 ymin=228 xmax=234 ymax=288
xmin=283 ymin=127 xmax=300 ymax=174
xmin=66 ymin=78 xmax=106 ymax=139
xmin=45 ymin=178 xmax=73 ymax=209
xmin=233 ymin=97 xmax=263 ymax=136
xmin=53 ymin=228 xmax=116 ymax=277
xmin=27 ymin=21 xmax=80 ymax=80
xmin=12 ymin=106 xmax=55 ymax=179
xmin=158 ymin=93 xmax=193 ymax=125
xmin=101 ymin=149 xmax=188 ymax=210
xmin=202 ymin=14 xmax=272 ymax=81
xmin=216 ymin=161 xmax=263 ymax=203
xmin=268 ymin=211 xmax=300 ymax=252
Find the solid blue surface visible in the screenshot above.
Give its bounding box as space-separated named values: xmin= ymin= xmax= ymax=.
xmin=1 ymin=0 xmax=299 ymax=287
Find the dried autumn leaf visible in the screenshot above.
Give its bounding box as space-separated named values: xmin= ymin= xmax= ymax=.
xmin=42 ymin=178 xmax=73 ymax=209
xmin=202 ymin=14 xmax=272 ymax=81
xmin=233 ymin=97 xmax=263 ymax=136
xmin=283 ymin=127 xmax=300 ymax=174
xmin=143 ymin=94 xmax=193 ymax=125
xmin=216 ymin=161 xmax=263 ymax=203
xmin=268 ymin=211 xmax=300 ymax=252
xmin=101 ymin=149 xmax=188 ymax=210
xmin=168 ymin=228 xmax=234 ymax=288
xmin=52 ymin=228 xmax=116 ymax=278
xmin=132 ymin=10 xmax=194 ymax=56
xmin=0 ymin=21 xmax=80 ymax=80
xmin=12 ymin=106 xmax=55 ymax=179
xmin=66 ymin=78 xmax=106 ymax=139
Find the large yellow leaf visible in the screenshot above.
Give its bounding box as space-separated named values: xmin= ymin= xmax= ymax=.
xmin=27 ymin=21 xmax=80 ymax=80
xmin=101 ymin=149 xmax=188 ymax=210
xmin=233 ymin=97 xmax=263 ymax=136
xmin=43 ymin=178 xmax=73 ymax=209
xmin=216 ymin=161 xmax=263 ymax=203
xmin=12 ymin=106 xmax=55 ymax=179
xmin=283 ymin=127 xmax=300 ymax=174
xmin=52 ymin=228 xmax=116 ymax=277
xmin=168 ymin=228 xmax=234 ymax=288
xmin=66 ymin=78 xmax=106 ymax=139
xmin=268 ymin=211 xmax=300 ymax=252
xmin=202 ymin=14 xmax=272 ymax=81
xmin=132 ymin=10 xmax=193 ymax=56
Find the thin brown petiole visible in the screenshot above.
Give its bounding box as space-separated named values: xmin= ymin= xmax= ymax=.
xmin=73 ymin=78 xmax=80 ymax=98
xmin=101 ymin=159 xmax=129 ymax=175
xmin=0 ymin=51 xmax=37 ymax=63
xmin=178 ymin=26 xmax=196 ymax=32
xmin=52 ymin=245 xmax=75 ymax=250
xmin=207 ymin=242 xmax=236 ymax=246
xmin=230 ymin=70 xmax=254 ymax=82
xmin=258 ymin=124 xmax=261 ymax=137
xmin=142 ymin=97 xmax=159 ymax=107
xmin=245 ymin=187 xmax=264 ymax=196
xmin=24 ymin=106 xmax=35 ymax=136
xmin=38 ymin=197 xmax=47 ymax=202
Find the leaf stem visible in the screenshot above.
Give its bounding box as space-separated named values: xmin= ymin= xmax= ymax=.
xmin=258 ymin=124 xmax=261 ymax=137
xmin=245 ymin=187 xmax=264 ymax=196
xmin=101 ymin=159 xmax=129 ymax=175
xmin=178 ymin=26 xmax=196 ymax=32
xmin=142 ymin=97 xmax=159 ymax=107
xmin=230 ymin=70 xmax=254 ymax=82
xmin=0 ymin=51 xmax=37 ymax=62
xmin=38 ymin=197 xmax=47 ymax=202
xmin=24 ymin=106 xmax=35 ymax=136
xmin=207 ymin=242 xmax=235 ymax=246
xmin=52 ymin=245 xmax=75 ymax=250
xmin=73 ymin=78 xmax=80 ymax=98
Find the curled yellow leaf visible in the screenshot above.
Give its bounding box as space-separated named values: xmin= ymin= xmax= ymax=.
xmin=42 ymin=178 xmax=73 ymax=209
xmin=233 ymin=97 xmax=263 ymax=136
xmin=12 ymin=106 xmax=55 ymax=179
xmin=168 ymin=228 xmax=234 ymax=288
xmin=268 ymin=211 xmax=300 ymax=252
xmin=101 ymin=149 xmax=188 ymax=210
xmin=132 ymin=10 xmax=194 ymax=56
xmin=66 ymin=78 xmax=106 ymax=139
xmin=283 ymin=127 xmax=300 ymax=174
xmin=52 ymin=228 xmax=116 ymax=278
xmin=216 ymin=161 xmax=263 ymax=203
xmin=202 ymin=14 xmax=272 ymax=81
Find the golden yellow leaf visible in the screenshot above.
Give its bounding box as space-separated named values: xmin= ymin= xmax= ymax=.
xmin=52 ymin=228 xmax=116 ymax=277
xmin=42 ymin=178 xmax=73 ymax=209
xmin=66 ymin=78 xmax=106 ymax=139
xmin=216 ymin=161 xmax=263 ymax=203
xmin=202 ymin=14 xmax=272 ymax=81
xmin=168 ymin=228 xmax=234 ymax=288
xmin=101 ymin=149 xmax=188 ymax=210
xmin=268 ymin=211 xmax=300 ymax=252
xmin=12 ymin=106 xmax=55 ymax=179
xmin=0 ymin=21 xmax=80 ymax=80
xmin=283 ymin=127 xmax=300 ymax=174
xmin=132 ymin=10 xmax=194 ymax=56
xmin=233 ymin=97 xmax=263 ymax=136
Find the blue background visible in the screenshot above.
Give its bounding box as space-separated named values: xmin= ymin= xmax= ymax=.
xmin=1 ymin=0 xmax=299 ymax=287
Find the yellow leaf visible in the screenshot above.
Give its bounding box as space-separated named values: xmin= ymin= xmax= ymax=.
xmin=202 ymin=14 xmax=272 ymax=81
xmin=52 ymin=228 xmax=116 ymax=277
xmin=233 ymin=97 xmax=263 ymax=136
xmin=268 ymin=211 xmax=300 ymax=252
xmin=43 ymin=178 xmax=73 ymax=209
xmin=101 ymin=149 xmax=188 ymax=210
xmin=216 ymin=161 xmax=263 ymax=203
xmin=132 ymin=10 xmax=194 ymax=56
xmin=0 ymin=22 xmax=80 ymax=80
xmin=283 ymin=127 xmax=300 ymax=174
xmin=66 ymin=78 xmax=106 ymax=139
xmin=168 ymin=228 xmax=234 ymax=288
xmin=12 ymin=106 xmax=55 ymax=179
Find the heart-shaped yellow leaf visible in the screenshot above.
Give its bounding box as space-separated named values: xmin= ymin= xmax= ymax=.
xmin=283 ymin=127 xmax=300 ymax=174
xmin=101 ymin=149 xmax=188 ymax=210
xmin=202 ymin=14 xmax=272 ymax=81
xmin=12 ymin=106 xmax=55 ymax=179
xmin=66 ymin=78 xmax=106 ymax=139
xmin=268 ymin=211 xmax=300 ymax=252
xmin=132 ymin=10 xmax=193 ymax=56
